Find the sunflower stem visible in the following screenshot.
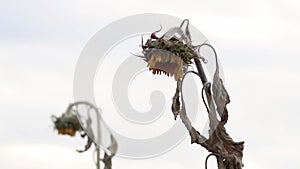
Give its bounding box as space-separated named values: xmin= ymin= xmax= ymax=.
xmin=193 ymin=57 xmax=208 ymax=84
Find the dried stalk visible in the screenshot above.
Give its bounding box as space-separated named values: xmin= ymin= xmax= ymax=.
xmin=174 ymin=20 xmax=244 ymax=169
xmin=178 ymin=47 xmax=244 ymax=169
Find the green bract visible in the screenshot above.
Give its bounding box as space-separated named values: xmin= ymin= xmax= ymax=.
xmin=53 ymin=112 xmax=82 ymax=131
xmin=144 ymin=38 xmax=195 ymax=64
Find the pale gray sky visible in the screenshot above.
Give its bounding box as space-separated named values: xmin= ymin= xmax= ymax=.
xmin=0 ymin=0 xmax=300 ymax=169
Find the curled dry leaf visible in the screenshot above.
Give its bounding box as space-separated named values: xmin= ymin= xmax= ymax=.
xmin=204 ymin=122 xmax=244 ymax=169
xmin=101 ymin=134 xmax=118 ymax=169
xmin=102 ymin=152 xmax=112 ymax=169
xmin=76 ymin=136 xmax=94 ymax=153
xmin=212 ymin=59 xmax=230 ymax=124
xmin=77 ymin=115 xmax=95 ymax=153
xmin=171 ymin=80 xmax=181 ymax=119
xmin=107 ymin=134 xmax=118 ymax=156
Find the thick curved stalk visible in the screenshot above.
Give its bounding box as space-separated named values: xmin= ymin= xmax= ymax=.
xmin=67 ymin=101 xmax=102 ymax=169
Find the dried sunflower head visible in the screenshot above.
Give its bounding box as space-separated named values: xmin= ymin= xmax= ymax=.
xmin=144 ymin=49 xmax=185 ymax=81
xmin=141 ymin=34 xmax=196 ymax=80
xmin=52 ymin=111 xmax=82 ymax=137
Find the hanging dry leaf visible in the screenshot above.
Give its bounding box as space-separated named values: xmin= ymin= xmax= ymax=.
xmin=212 ymin=61 xmax=230 ymax=124
xmin=102 ymin=152 xmax=113 ymax=169
xmin=203 ymin=82 xmax=244 ymax=169
xmin=77 ymin=136 xmax=94 ymax=153
xmin=107 ymin=134 xmax=118 ymax=156
xmin=77 ymin=115 xmax=95 ymax=153
xmin=171 ymin=80 xmax=181 ymax=119
xmin=102 ymin=134 xmax=118 ymax=169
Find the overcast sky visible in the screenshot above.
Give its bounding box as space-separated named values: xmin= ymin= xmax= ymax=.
xmin=1 ymin=0 xmax=300 ymax=169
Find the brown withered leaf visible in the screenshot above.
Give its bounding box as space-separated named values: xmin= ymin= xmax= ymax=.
xmin=189 ymin=127 xmax=201 ymax=144
xmin=76 ymin=136 xmax=94 ymax=153
xmin=212 ymin=61 xmax=230 ymax=124
xmin=102 ymin=152 xmax=113 ymax=169
xmin=107 ymin=134 xmax=118 ymax=156
xmin=205 ymin=123 xmax=244 ymax=169
xmin=77 ymin=116 xmax=95 ymax=153
xmin=203 ymin=81 xmax=244 ymax=169
xmin=102 ymin=134 xmax=118 ymax=169
xmin=171 ymin=80 xmax=181 ymax=120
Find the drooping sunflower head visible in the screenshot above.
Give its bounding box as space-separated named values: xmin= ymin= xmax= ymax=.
xmin=52 ymin=111 xmax=82 ymax=137
xmin=144 ymin=49 xmax=185 ymax=81
xmin=141 ymin=35 xmax=197 ymax=80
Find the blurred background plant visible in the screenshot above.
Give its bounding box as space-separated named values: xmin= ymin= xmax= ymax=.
xmin=51 ymin=101 xmax=117 ymax=169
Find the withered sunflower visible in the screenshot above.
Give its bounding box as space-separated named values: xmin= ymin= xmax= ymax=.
xmin=141 ymin=36 xmax=196 ymax=81
xmin=52 ymin=111 xmax=82 ymax=137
